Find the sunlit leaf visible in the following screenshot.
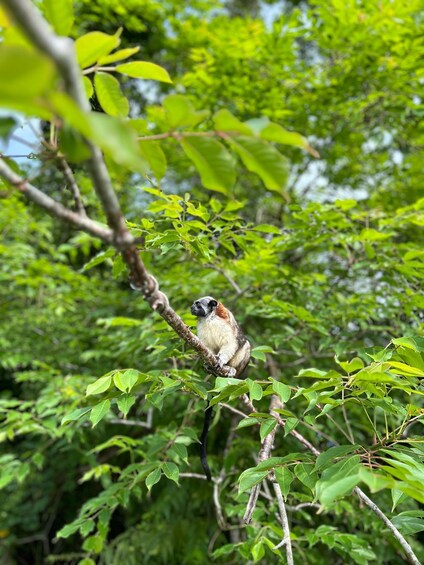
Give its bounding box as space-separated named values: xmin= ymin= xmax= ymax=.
xmin=116 ymin=61 xmax=172 ymax=83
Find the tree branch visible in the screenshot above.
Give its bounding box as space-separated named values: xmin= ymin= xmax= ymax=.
xmin=272 ymin=481 xmax=294 ymax=565
xmin=0 ymin=0 xmax=237 ymax=379
xmin=58 ymin=157 xmax=87 ymax=216
xmin=0 ymin=159 xmax=113 ymax=242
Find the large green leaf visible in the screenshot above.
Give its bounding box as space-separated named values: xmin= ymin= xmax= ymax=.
xmin=98 ymin=47 xmax=140 ymax=65
xmin=94 ymin=72 xmax=129 ymax=117
xmin=75 ymin=31 xmax=120 ymax=68
xmin=0 ymin=45 xmax=55 ymax=117
xmin=238 ymin=468 xmax=268 ymax=493
xmin=86 ymin=376 xmax=112 ymax=396
xmin=41 ymin=0 xmax=74 ymax=36
xmin=138 ymin=140 xmax=167 ymax=180
xmin=90 ymin=399 xmax=111 ymax=427
xmin=163 ymin=95 xmax=208 ymax=129
xmin=116 ymin=62 xmax=172 ymax=83
xmin=228 ymin=136 xmax=288 ymax=192
xmin=260 ymin=122 xmax=319 ymax=157
xmin=213 ymin=109 xmax=253 ymax=135
xmin=180 ymin=137 xmax=235 ymax=194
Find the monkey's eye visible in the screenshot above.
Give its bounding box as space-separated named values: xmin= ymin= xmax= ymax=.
xmin=209 ymin=300 xmax=217 ymax=308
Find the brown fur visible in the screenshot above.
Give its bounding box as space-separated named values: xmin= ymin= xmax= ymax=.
xmin=216 ymin=302 xmax=229 ymax=321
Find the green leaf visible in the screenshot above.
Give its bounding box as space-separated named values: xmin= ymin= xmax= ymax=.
xmin=274 ymin=467 xmax=293 ymax=499
xmin=80 ymin=519 xmax=95 ymax=536
xmin=247 ymin=379 xmax=263 ymax=401
xmin=391 ymin=511 xmax=424 ymax=535
xmin=162 ymin=462 xmax=179 ymax=483
xmin=315 ymin=445 xmax=360 ymax=471
xmin=295 ymin=463 xmax=317 ymax=490
xmin=251 ymin=541 xmax=265 ymax=561
xmin=86 ymin=376 xmax=112 ymax=396
xmin=94 ymin=72 xmax=129 ymax=117
xmin=116 ymin=394 xmax=136 ymax=417
xmin=87 ymin=112 xmax=147 ymax=174
xmin=0 ymin=45 xmax=55 ymax=116
xmin=61 ymin=407 xmax=91 ymax=425
xmin=138 ymin=140 xmax=167 ymax=180
xmin=0 ymin=116 xmax=18 ymax=140
xmin=146 ymin=468 xmax=161 ymax=491
xmin=98 ymin=47 xmax=140 ymax=65
xmin=163 ymin=94 xmax=208 ymax=128
xmin=81 ymin=249 xmax=115 ymax=272
xmin=82 ymin=76 xmax=94 ymax=99
xmin=113 ymin=369 xmax=139 ymax=393
xmin=260 ymin=122 xmax=319 ymax=157
xmin=213 ymin=109 xmax=253 ymax=135
xmin=78 ymin=559 xmax=96 ymax=565
xmin=284 ymin=417 xmax=299 ymax=436
xmin=337 ymin=357 xmax=364 ymax=373
xmin=271 ymin=379 xmax=291 ymax=403
xmin=260 ymin=418 xmax=277 ymax=441
xmin=116 ymin=62 xmax=172 ymax=83
xmin=251 ymin=345 xmax=274 ymax=361
xmin=41 ymin=0 xmax=74 ymax=36
xmin=238 ymin=468 xmax=268 ymax=493
xmin=180 ymin=137 xmax=235 ymax=194
xmin=58 ymin=125 xmax=91 ymax=163
xmin=82 ymin=535 xmax=103 ymax=553
xmin=228 ymin=136 xmax=288 ymax=192
xmin=318 ymin=474 xmax=361 ymax=507
xmin=75 ymin=31 xmax=121 ymax=68
xmin=358 ymin=468 xmax=394 ymax=492
xmin=56 ymin=522 xmax=80 ymax=539
xmin=90 ymin=400 xmax=110 ymax=427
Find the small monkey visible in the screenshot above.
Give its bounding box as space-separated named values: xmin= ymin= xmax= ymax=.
xmin=191 ymin=296 xmax=251 ymax=480
xmin=191 ymin=296 xmax=251 ymax=377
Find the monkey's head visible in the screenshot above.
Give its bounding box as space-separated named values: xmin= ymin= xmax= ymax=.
xmin=190 ymin=296 xmax=218 ymax=318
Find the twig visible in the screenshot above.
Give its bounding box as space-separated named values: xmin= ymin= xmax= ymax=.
xmin=353 ymin=487 xmax=420 ymax=565
xmin=243 ymin=395 xmax=280 ymax=524
xmin=179 ymin=473 xmax=209 ymax=480
xmin=203 ymin=264 xmax=243 ymax=295
xmin=272 ymin=480 xmax=294 ymax=565
xmin=58 ymin=157 xmax=87 ymax=216
xmin=0 ymin=160 xmax=113 ymax=243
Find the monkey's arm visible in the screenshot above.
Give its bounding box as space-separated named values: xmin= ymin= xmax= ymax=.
xmin=216 ymin=340 xmax=239 ymax=367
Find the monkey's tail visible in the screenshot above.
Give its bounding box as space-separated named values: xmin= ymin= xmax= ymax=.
xmin=200 ymin=404 xmax=214 ymax=481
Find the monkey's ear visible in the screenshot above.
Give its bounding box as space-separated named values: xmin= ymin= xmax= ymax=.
xmin=209 ymin=299 xmax=218 ymax=308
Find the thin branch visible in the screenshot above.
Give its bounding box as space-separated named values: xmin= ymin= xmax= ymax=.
xmin=353 ymin=487 xmax=420 ymax=565
xmin=179 ymin=472 xmax=209 ymax=480
xmin=272 ymin=481 xmax=294 ymax=565
xmin=243 ymin=395 xmax=280 ymax=524
xmin=58 ymin=157 xmax=87 ymax=216
xmin=203 ymin=264 xmax=243 ymax=295
xmin=0 ymin=159 xmax=113 ymax=243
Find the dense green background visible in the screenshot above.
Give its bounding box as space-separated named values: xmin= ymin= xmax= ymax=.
xmin=1 ymin=0 xmax=424 ymax=563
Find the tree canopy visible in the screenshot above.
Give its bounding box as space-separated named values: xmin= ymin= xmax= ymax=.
xmin=0 ymin=0 xmax=423 ymax=564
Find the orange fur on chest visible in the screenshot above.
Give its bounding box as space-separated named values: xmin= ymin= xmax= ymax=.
xmin=216 ymin=302 xmax=229 ymax=321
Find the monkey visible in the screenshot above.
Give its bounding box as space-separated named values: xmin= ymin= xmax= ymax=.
xmin=190 ymin=296 xmax=251 ymax=481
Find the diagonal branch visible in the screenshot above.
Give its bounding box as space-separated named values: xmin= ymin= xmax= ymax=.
xmin=1 ymin=0 xmax=236 ymax=378
xmin=58 ymin=157 xmax=87 ymax=216
xmin=0 ymin=160 xmax=112 ymax=242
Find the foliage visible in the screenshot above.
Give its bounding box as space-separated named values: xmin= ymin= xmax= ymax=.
xmin=0 ymin=0 xmax=424 ymax=564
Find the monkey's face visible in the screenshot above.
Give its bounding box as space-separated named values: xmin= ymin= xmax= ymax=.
xmin=190 ymin=296 xmax=218 ymax=318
